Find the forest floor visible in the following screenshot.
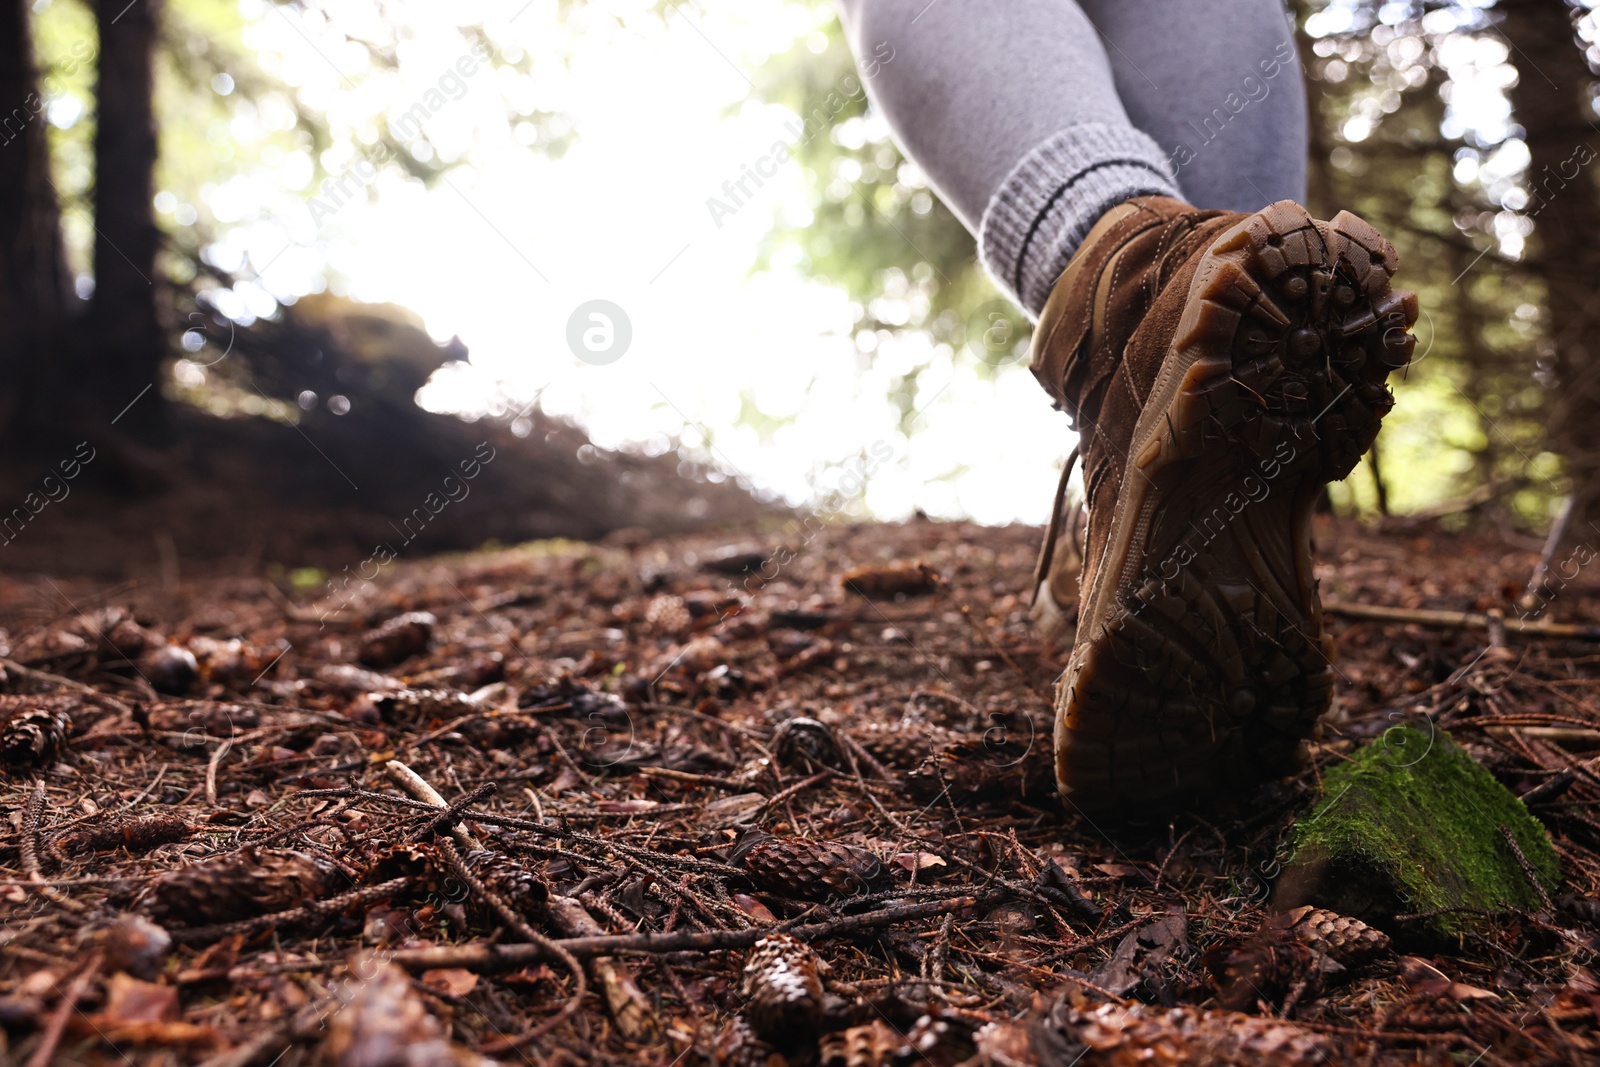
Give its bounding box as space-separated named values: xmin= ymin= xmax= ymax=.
xmin=1 ymin=514 xmax=1598 ymax=1066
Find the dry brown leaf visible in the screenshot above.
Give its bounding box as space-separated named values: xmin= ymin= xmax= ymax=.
xmin=421 ymin=967 xmax=479 ymax=997
xmin=101 ymin=973 xmax=179 ymax=1025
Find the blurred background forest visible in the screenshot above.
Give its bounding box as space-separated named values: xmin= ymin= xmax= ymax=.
xmin=1 ymin=0 xmax=1598 ymax=573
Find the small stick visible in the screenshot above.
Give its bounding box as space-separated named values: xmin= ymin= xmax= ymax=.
xmin=1500 ymin=826 xmax=1556 ymax=914
xmin=169 ymin=878 xmax=412 ymax=944
xmin=757 ymin=770 xmax=834 ymax=813
xmin=1323 ymin=599 xmax=1600 ymax=641
xmin=386 ymin=892 xmax=994 ymax=972
xmin=1522 ymin=491 xmax=1579 ymax=609
xmin=21 ymin=783 xmax=87 ymax=915
xmin=205 ymin=735 xmax=231 ymax=808
xmin=421 ymin=782 xmax=497 ymax=840
xmin=0 ymin=657 xmax=132 ymax=717
xmin=491 ymin=895 xmax=658 ymax=1048
xmin=385 ymin=759 xmax=483 ymax=849
xmin=434 ymin=840 xmax=590 ymax=1045
xmin=27 ymin=951 xmax=102 ymax=1067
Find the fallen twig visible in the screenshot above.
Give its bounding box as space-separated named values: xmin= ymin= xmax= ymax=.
xmin=21 ymin=783 xmax=87 ymax=915
xmin=1 ymin=656 xmax=133 ymax=717
xmin=435 ymin=840 xmax=591 ymax=1046
xmin=1324 ymin=599 xmax=1600 ymax=640
xmin=385 ymin=759 xmax=483 ymax=849
xmin=169 ymin=878 xmax=412 ymax=944
xmin=26 ymin=951 xmax=102 ymax=1067
xmin=386 ymin=891 xmax=997 ymax=972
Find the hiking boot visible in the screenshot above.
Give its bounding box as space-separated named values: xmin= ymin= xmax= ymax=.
xmin=1029 ymin=490 xmax=1082 ymax=645
xmin=1031 ymin=196 xmax=1416 ymax=818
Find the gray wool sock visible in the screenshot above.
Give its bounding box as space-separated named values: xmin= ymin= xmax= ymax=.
xmin=979 ymin=123 xmax=1181 ymax=318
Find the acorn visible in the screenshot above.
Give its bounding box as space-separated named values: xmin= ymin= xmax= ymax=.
xmin=1282 ymin=906 xmax=1391 ymax=966
xmin=357 ymin=611 xmax=436 ymax=667
xmin=0 ymin=699 xmax=72 ymax=767
xmin=739 ymin=836 xmax=885 ymax=900
xmin=102 ymin=914 xmax=172 ymax=979
xmin=147 ymin=848 xmax=333 ymax=925
xmin=138 ymin=644 xmax=199 ymax=695
xmin=739 ymin=933 xmax=825 ymax=1044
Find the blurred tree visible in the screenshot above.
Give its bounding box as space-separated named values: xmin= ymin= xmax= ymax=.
xmin=0 ymin=0 xmax=73 ymax=445
xmin=1500 ymin=0 xmax=1600 ymax=527
xmin=0 ymin=0 xmax=579 ymax=464
xmin=84 ymin=0 xmax=165 ymax=441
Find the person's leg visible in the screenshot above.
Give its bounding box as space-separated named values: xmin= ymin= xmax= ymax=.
xmin=836 ymin=1 xmax=1417 ymax=821
xmin=836 ymin=0 xmax=1182 ymax=316
xmin=1075 ymin=0 xmax=1307 ymax=211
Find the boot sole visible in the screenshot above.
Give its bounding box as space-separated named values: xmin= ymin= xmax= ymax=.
xmin=1055 ymin=200 xmax=1417 ymax=819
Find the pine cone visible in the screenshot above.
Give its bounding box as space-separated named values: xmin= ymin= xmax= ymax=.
xmin=740 ymin=933 xmax=825 ymax=1043
xmin=854 ymin=719 xmax=965 ymax=769
xmin=710 ymin=1015 xmax=777 ymax=1067
xmin=905 ymin=738 xmax=1053 ymax=802
xmin=346 ymin=687 xmax=481 ymax=726
xmin=57 ymin=815 xmax=192 ymax=855
xmin=147 ymin=848 xmax=333 ymax=925
xmin=0 ymin=698 xmax=72 ymax=766
xmin=820 ymin=1020 xmax=908 ymax=1067
xmin=463 ymin=849 xmax=549 ymax=925
xmin=1282 ymin=906 xmax=1391 ymax=966
xmin=842 ymin=561 xmax=940 ymax=598
xmin=1041 ymin=999 xmax=1329 ymax=1067
xmin=740 ymin=837 xmax=885 ymax=899
xmin=1207 ymin=937 xmax=1324 ymax=1013
xmin=357 ymin=611 xmax=436 ymax=667
xmin=645 ymin=595 xmax=693 ymax=636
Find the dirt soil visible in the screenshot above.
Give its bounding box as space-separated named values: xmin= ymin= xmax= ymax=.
xmin=1 ymin=515 xmax=1598 ymax=1066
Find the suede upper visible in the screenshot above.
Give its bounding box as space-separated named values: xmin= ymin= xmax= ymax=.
xmin=1031 ymin=197 xmax=1244 ymax=610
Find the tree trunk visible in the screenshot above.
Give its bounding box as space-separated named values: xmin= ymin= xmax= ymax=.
xmin=1499 ymin=0 xmax=1600 ymax=526
xmin=85 ymin=0 xmax=165 ymax=441
xmin=0 ymin=0 xmax=72 ymax=445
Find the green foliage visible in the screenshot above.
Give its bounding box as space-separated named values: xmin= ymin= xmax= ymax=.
xmin=749 ymin=11 xmax=1022 ymax=432
xmin=31 ymin=0 xmax=97 ymax=276
xmin=1285 ymin=724 xmax=1559 ymax=944
xmin=752 ymin=0 xmax=1581 ymax=521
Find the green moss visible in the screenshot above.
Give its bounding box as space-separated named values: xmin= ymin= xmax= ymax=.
xmin=1280 ymin=724 xmax=1559 ymax=945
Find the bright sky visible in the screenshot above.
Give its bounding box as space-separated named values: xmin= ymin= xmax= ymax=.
xmin=191 ymin=0 xmax=1071 ymax=526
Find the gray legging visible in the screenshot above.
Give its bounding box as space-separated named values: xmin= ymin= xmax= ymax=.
xmin=836 ymin=0 xmax=1307 ymax=316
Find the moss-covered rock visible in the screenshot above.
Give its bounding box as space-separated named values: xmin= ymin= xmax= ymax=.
xmin=1276 ymin=723 xmax=1559 ymax=946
